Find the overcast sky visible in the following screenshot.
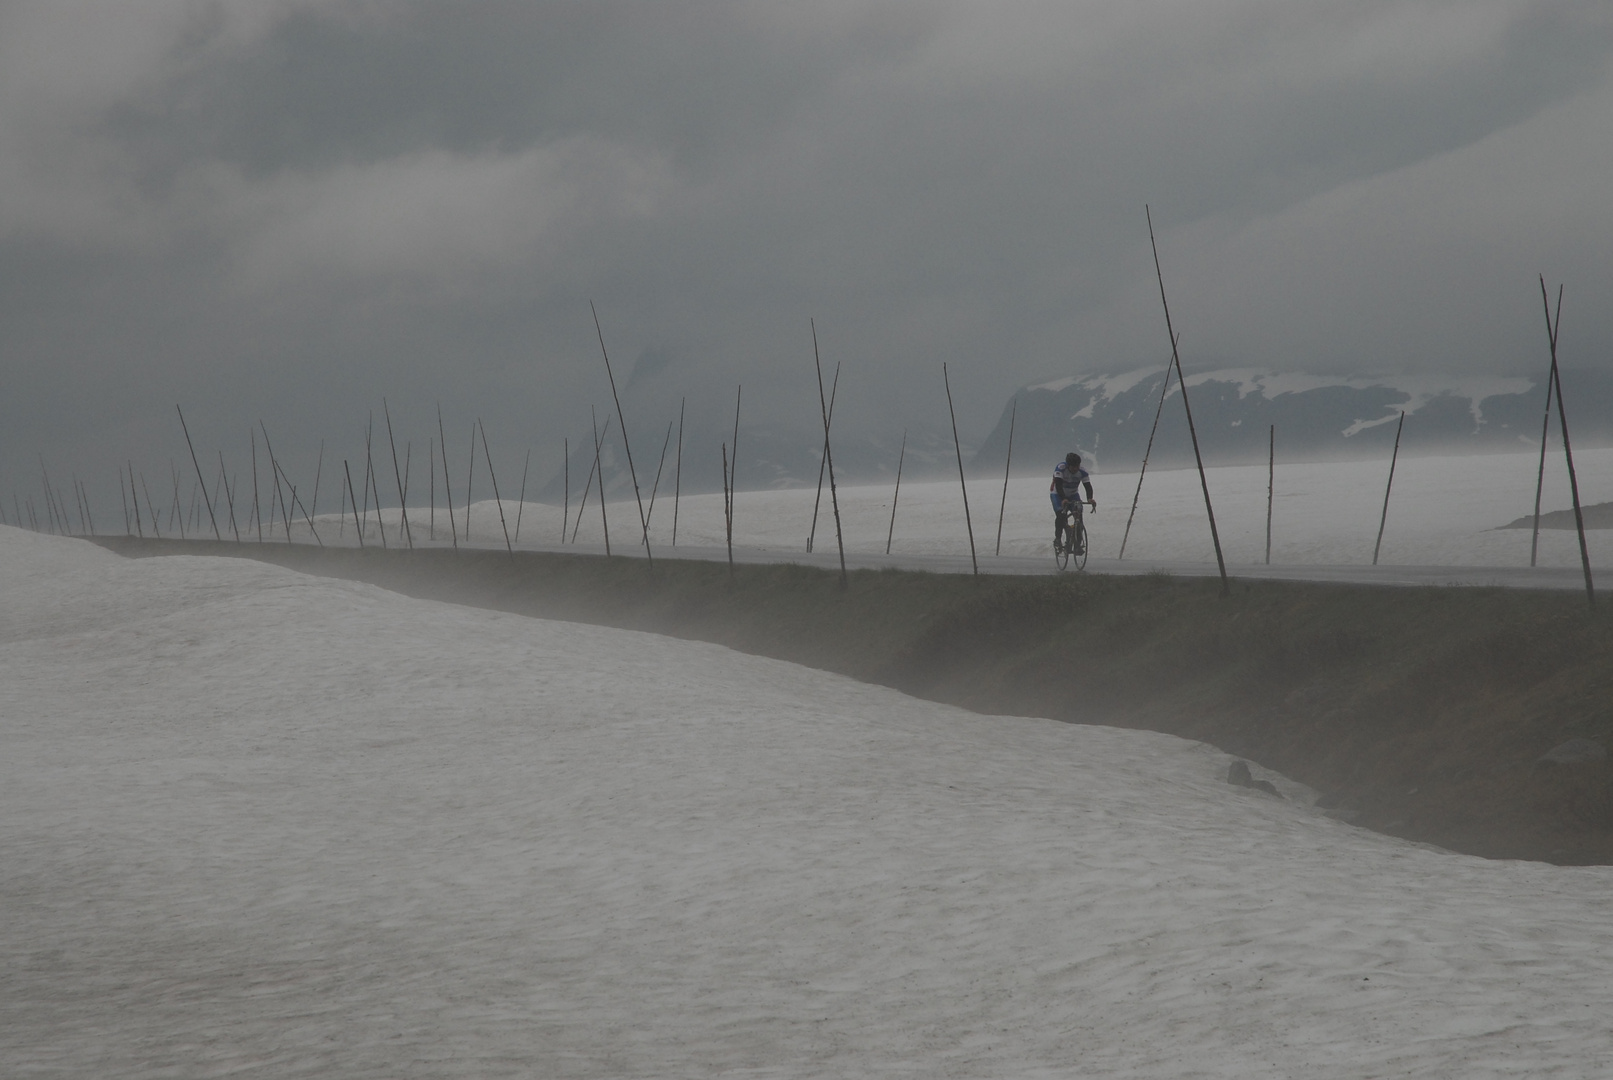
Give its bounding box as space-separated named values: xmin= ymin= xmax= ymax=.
xmin=3 ymin=0 xmax=1611 ymax=510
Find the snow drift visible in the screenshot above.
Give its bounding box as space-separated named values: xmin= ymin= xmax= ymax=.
xmin=3 ymin=526 xmax=1612 ymax=1076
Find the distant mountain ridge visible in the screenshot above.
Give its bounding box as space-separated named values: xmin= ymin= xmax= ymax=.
xmin=972 ymin=367 xmax=1613 ymax=474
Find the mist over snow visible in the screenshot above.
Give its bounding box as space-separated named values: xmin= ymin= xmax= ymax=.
xmin=6 ymin=527 xmax=1613 ymax=1075
xmin=973 ymin=366 xmax=1613 ymax=473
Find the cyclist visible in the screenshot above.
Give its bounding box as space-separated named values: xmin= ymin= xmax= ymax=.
xmin=1050 ymin=452 xmax=1095 ymax=554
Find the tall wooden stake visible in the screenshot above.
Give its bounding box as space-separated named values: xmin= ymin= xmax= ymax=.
xmin=1372 ymin=412 xmax=1405 ymax=566
xmin=887 ymin=430 xmax=906 ymax=556
xmin=672 ymin=398 xmax=685 ymax=547
xmin=572 ymin=416 xmax=612 ymax=544
xmin=812 ymin=319 xmax=848 ymax=588
xmin=383 ymin=399 xmax=413 ymax=548
xmin=260 ymin=423 xmax=295 ymax=544
xmin=515 ymin=447 xmax=530 ymax=544
xmin=129 ymin=462 xmax=145 ymax=537
xmin=480 ymin=419 xmax=514 ymax=555
xmin=1147 ymin=205 xmax=1227 ymax=595
xmin=366 ymin=452 xmax=387 ymax=548
xmin=250 ymin=431 xmax=262 ymax=541
xmin=1119 ymin=345 xmax=1178 ymax=560
xmin=1529 ymin=355 xmax=1558 ymax=567
xmin=807 ymin=364 xmax=840 ymax=552
xmin=140 ymin=472 xmax=161 ymax=538
xmin=437 ymin=407 xmax=457 ymax=550
xmin=562 ymin=437 xmax=569 ymax=543
xmin=722 ymin=443 xmax=734 ymax=575
xmin=429 ymin=437 xmax=437 ymax=541
xmin=343 ymin=460 xmax=364 ymax=547
xmin=218 ymin=451 xmax=240 ymax=541
xmin=311 ymin=441 xmax=324 ymax=529
xmin=591 ymin=406 xmax=611 ymax=556
xmin=81 ymin=478 xmax=96 ymax=536
xmin=943 ymin=363 xmax=979 ymax=576
xmin=1541 ymin=276 xmax=1594 ymax=609
xmin=995 ymin=399 xmax=1016 ymax=556
xmin=1265 ymin=424 xmax=1274 ymax=566
xmin=274 ymin=457 xmax=323 ymax=546
xmin=727 ymin=385 xmax=741 ymax=560
xmin=592 ymin=302 xmax=652 ymax=567
xmin=176 ymin=405 xmax=221 ymax=539
xmin=466 ymin=421 xmax=475 ymax=543
xmin=645 ymin=420 xmax=674 ymax=531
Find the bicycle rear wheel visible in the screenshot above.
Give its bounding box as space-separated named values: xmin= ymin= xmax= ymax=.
xmin=1054 ymin=534 xmax=1070 ymax=570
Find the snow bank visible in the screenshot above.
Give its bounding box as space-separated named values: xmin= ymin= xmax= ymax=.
xmin=3 ymin=526 xmax=1612 ymax=1076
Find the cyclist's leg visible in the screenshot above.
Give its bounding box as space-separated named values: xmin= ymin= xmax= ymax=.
xmin=1049 ymin=493 xmax=1065 ymax=548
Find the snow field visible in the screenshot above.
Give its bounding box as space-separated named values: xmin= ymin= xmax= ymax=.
xmin=4 ymin=526 xmax=1613 ymax=1076
xmin=298 ymin=447 xmax=1613 ymax=571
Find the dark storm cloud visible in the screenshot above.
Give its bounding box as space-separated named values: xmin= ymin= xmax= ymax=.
xmin=2 ymin=0 xmax=1612 ymax=507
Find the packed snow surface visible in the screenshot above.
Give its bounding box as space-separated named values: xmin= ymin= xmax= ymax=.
xmin=4 ymin=527 xmax=1613 ymax=1076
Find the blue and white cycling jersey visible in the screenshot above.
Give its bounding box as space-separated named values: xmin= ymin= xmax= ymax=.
xmin=1049 ymin=461 xmax=1092 ymax=513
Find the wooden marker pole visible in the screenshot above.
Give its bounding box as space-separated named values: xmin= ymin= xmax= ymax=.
xmin=383 ymin=399 xmax=413 ymax=548
xmin=176 ymin=405 xmax=221 ymax=539
xmin=130 ymin=462 xmax=145 ymax=537
xmin=81 ymin=478 xmax=96 ymax=536
xmin=515 ymin=447 xmax=530 ymax=544
xmin=343 ymin=460 xmax=364 ymax=547
xmin=140 ymin=472 xmax=161 ymax=538
xmin=479 ymin=419 xmax=514 ymax=555
xmin=673 ymin=398 xmax=684 ymax=547
xmin=811 ymin=319 xmax=848 ymax=588
xmin=218 ymin=451 xmax=240 ymax=541
xmin=943 ymin=362 xmax=979 ymax=577
xmin=1265 ymin=424 xmax=1274 ymax=566
xmin=808 ymin=364 xmax=840 ymax=552
xmin=722 ymin=443 xmax=734 ymax=575
xmin=562 ymin=437 xmax=569 ymax=543
xmin=727 ymin=385 xmax=741 ymax=560
xmin=592 ymin=302 xmax=652 ymax=567
xmin=645 ymin=420 xmax=674 ymax=532
xmin=1372 ymin=412 xmax=1405 ymax=566
xmin=887 ymin=430 xmax=906 ymax=556
xmin=310 ymin=441 xmax=324 ymax=529
xmin=1120 ymin=349 xmax=1177 ymax=561
xmin=437 ymin=406 xmax=457 ymax=550
xmin=429 ymin=437 xmax=437 ymax=541
xmin=260 ymin=423 xmax=294 ymax=544
xmin=1529 ymin=365 xmax=1557 ymax=567
xmin=591 ymin=406 xmax=611 ymax=556
xmin=366 ymin=453 xmax=387 ymax=548
xmin=250 ymin=432 xmax=262 ymax=541
xmin=1147 ymin=206 xmax=1227 ymax=595
xmin=466 ymin=422 xmax=475 ymax=543
xmin=995 ymin=399 xmax=1016 ymax=556
xmin=1540 ymin=277 xmax=1594 ymax=609
xmin=274 ymin=457 xmax=323 ymax=546
xmin=572 ymin=416 xmax=612 ymax=544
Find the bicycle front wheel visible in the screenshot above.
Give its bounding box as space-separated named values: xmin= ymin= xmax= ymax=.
xmin=1073 ymin=521 xmax=1088 ymax=571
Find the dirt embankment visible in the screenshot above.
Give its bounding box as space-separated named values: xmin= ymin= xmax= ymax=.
xmin=99 ymin=537 xmax=1613 ymax=865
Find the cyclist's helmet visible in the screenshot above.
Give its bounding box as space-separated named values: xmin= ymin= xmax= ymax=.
xmin=1065 ymin=452 xmax=1081 ymax=469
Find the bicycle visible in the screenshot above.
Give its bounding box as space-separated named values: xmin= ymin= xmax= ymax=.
xmin=1054 ymin=500 xmax=1090 ymax=571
